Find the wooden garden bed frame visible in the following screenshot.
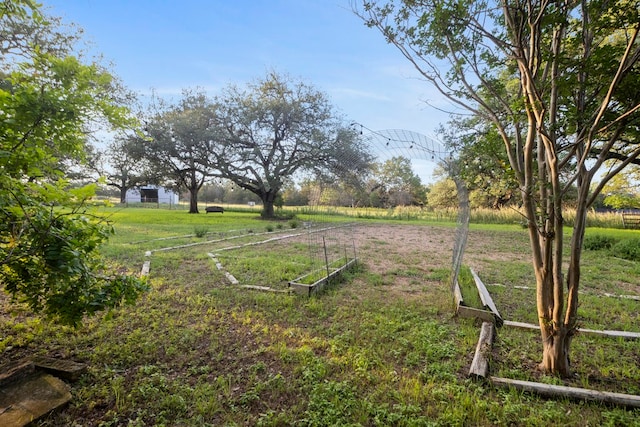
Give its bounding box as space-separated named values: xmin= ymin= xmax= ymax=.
xmin=289 ymin=258 xmax=358 ymax=296
xmin=462 ymin=269 xmax=640 ymax=408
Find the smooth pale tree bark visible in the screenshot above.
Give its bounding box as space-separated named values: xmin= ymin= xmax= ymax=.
xmin=357 ymin=0 xmax=640 ymax=376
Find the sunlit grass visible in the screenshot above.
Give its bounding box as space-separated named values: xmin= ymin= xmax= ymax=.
xmin=1 ymin=205 xmax=638 ymax=426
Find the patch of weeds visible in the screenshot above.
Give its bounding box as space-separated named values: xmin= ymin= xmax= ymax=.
xmin=360 ymin=401 xmax=428 ymax=426
xmin=257 ymin=409 xmax=296 ymax=426
xmin=361 ymin=272 xmax=388 ymax=286
xmin=272 ymin=212 xmax=297 ymax=220
xmin=193 ymin=225 xmax=208 ymax=238
xmin=584 ymin=234 xmax=618 ymax=250
xmin=457 ymin=266 xmax=483 ymax=309
xmin=289 ymin=219 xmax=300 ymax=229
xmin=610 ymin=237 xmax=640 ymax=261
xmin=426 ymin=267 xmax=451 ymax=282
xmin=265 ymin=224 xmax=274 ymax=232
xmin=602 ymin=408 xmax=640 ymax=427
xmin=250 ymin=361 xmax=267 ymax=375
xmin=304 ymin=380 xmax=360 ymax=426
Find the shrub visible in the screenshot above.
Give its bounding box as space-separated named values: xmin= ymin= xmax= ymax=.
xmin=289 ymin=219 xmax=300 ymax=229
xmin=266 ymin=225 xmax=274 ymax=232
xmin=194 ymin=226 xmax=208 ymax=238
xmin=583 ymin=234 xmax=618 ymax=251
xmin=610 ymin=238 xmax=640 ymax=261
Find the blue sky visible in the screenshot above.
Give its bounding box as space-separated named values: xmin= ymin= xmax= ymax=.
xmin=45 ymin=0 xmax=450 ymax=180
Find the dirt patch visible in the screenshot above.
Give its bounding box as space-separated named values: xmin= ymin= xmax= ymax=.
xmin=354 ymin=224 xmax=455 ymax=272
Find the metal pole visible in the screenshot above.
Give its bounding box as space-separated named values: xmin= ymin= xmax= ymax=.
xmin=352 ymin=226 xmax=357 ymax=262
xmin=322 ymin=236 xmax=330 ymax=283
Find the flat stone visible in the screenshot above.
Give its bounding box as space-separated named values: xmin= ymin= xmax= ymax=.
xmin=0 ymin=372 xmax=71 ymax=427
xmin=0 ymin=361 xmax=35 ymax=388
xmin=31 ymin=357 xmax=87 ymax=382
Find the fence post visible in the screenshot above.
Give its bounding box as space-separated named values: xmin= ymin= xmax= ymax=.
xmin=322 ymin=236 xmax=330 ymax=284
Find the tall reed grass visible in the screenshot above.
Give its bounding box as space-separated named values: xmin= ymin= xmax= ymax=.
xmin=277 ymin=205 xmax=627 ymax=228
xmin=105 ymin=200 xmax=628 ymax=229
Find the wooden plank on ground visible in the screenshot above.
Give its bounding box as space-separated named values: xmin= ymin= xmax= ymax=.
xmin=491 ymin=376 xmax=640 ymax=408
xmin=457 ymin=305 xmax=496 ymax=323
xmin=31 ymin=357 xmax=87 ymax=381
xmin=503 ymin=320 xmax=640 ymax=339
xmin=0 ymin=361 xmax=34 ymax=387
xmin=503 ymin=320 xmax=540 ymax=330
xmin=240 ymin=285 xmax=290 ymax=293
xmin=140 ymin=260 xmax=150 ymax=277
xmin=470 ymin=268 xmax=503 ymax=326
xmin=469 ymin=322 xmax=495 ymax=379
xmin=0 ymin=372 xmax=71 ymax=427
xmin=578 ymin=328 xmax=640 ymax=339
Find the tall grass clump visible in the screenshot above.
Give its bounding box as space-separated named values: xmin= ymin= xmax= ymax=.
xmin=469 ymin=207 xmax=524 ymax=225
xmin=583 ymin=234 xmax=618 ymax=251
xmin=585 ymin=210 xmax=624 ymax=228
xmin=610 ymin=238 xmax=640 ymax=261
xmin=194 ymin=225 xmax=208 ymax=238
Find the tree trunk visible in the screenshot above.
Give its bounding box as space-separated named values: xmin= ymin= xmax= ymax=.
xmin=119 ymin=186 xmax=127 ymax=204
xmin=539 ymin=325 xmax=572 ymax=377
xmin=260 ymin=190 xmax=276 ymax=219
xmin=189 ymin=188 xmax=199 ymax=214
xmin=261 ymin=199 xmax=274 ymax=218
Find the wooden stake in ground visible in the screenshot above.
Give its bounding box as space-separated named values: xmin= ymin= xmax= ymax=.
xmin=469 ymin=321 xmax=495 ymax=378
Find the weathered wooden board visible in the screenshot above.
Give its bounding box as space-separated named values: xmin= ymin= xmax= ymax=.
xmin=0 ymin=373 xmax=71 ymax=427
xmin=453 ymin=280 xmax=464 ymax=307
xmin=469 ymin=322 xmax=495 ymax=378
xmin=457 ymin=305 xmax=496 ymax=323
xmin=491 ymin=376 xmax=640 ymax=408
xmin=0 ymin=361 xmax=34 ymax=388
xmin=503 ymin=320 xmax=640 ymax=339
xmin=470 ymin=268 xmax=503 ymax=327
xmin=289 ymin=258 xmax=357 ymax=296
xmin=140 ymin=260 xmax=151 ymax=277
xmin=31 ymin=357 xmax=87 ymax=382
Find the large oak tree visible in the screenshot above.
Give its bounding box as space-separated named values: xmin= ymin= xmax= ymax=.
xmin=357 ymin=0 xmax=640 ymax=375
xmin=209 ymin=72 xmax=372 ymax=218
xmin=143 ymin=90 xmax=215 ymax=213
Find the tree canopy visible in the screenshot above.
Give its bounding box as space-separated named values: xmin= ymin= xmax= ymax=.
xmin=602 ymin=165 xmax=640 ymax=209
xmin=209 ymin=72 xmax=372 ymax=218
xmin=93 ymin=134 xmax=156 ymax=204
xmin=369 ymin=156 xmax=426 ymax=207
xmin=439 ymin=116 xmax=520 ymax=209
xmin=0 ymin=0 xmax=147 ymax=326
xmin=143 ymin=90 xmax=215 ymax=213
xmin=142 ymin=73 xmax=373 ymax=217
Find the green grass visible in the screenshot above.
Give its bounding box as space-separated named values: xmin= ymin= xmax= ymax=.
xmin=1 ymin=206 xmax=638 ymax=426
xmin=456 ymin=266 xmax=484 ymax=310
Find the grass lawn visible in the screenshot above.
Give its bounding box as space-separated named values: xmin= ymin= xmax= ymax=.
xmin=1 ymin=207 xmax=638 ymax=426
